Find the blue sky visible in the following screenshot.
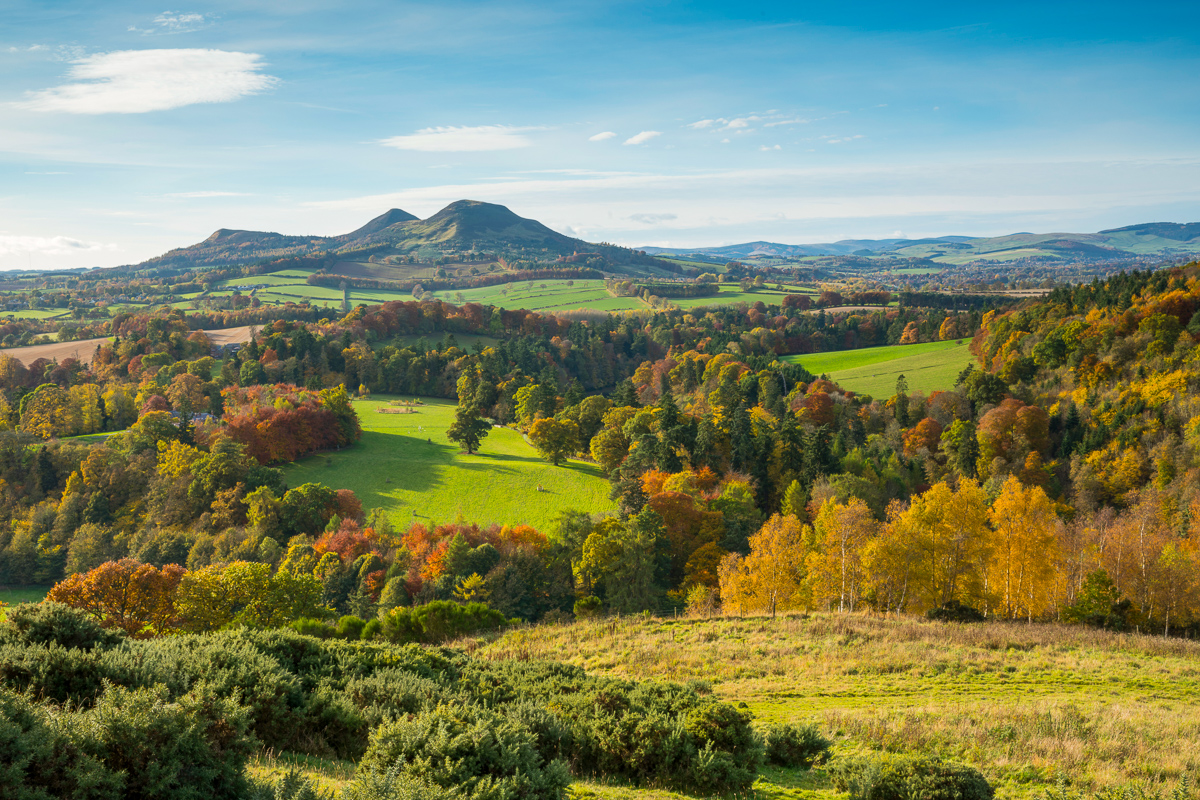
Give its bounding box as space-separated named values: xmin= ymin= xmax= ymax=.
xmin=2 ymin=0 xmax=1199 ymax=269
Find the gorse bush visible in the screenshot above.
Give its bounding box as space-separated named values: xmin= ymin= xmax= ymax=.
xmin=379 ymin=600 xmax=512 ymax=644
xmin=0 ymin=683 xmax=254 ymax=800
xmin=764 ymin=722 xmax=833 ymax=768
xmin=1 ymin=602 xmax=124 ymax=650
xmin=0 ymin=614 xmax=769 ymax=797
xmin=354 ymin=702 xmax=571 ymax=800
xmin=830 ymin=753 xmax=994 ymax=800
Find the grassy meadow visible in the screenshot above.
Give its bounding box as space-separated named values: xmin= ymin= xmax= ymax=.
xmin=429 ymin=279 xmax=647 ymax=313
xmin=784 ymin=340 xmax=976 ymax=397
xmin=254 ymin=613 xmax=1200 ymax=799
xmin=283 ymin=396 xmax=614 ymax=531
xmin=0 ymin=586 xmax=50 ymax=620
xmin=471 ymin=613 xmax=1200 ymax=799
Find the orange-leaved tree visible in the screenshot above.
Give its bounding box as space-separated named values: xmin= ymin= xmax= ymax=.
xmin=48 ymin=558 xmax=184 ymax=637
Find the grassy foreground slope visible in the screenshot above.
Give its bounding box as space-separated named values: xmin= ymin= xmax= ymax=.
xmin=284 ymin=396 xmax=614 ymax=530
xmin=784 ymin=340 xmax=975 ymax=397
xmin=475 ymin=614 xmax=1200 ymax=799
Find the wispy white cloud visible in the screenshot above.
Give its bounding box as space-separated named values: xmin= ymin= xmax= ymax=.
xmin=623 ymin=130 xmax=661 ymax=145
xmin=759 ymin=145 xmax=781 ymax=151
xmin=129 ymin=12 xmax=212 ymax=35
xmin=588 ymin=131 xmax=616 ymax=141
xmin=688 ymin=119 xmax=718 ymax=129
xmin=166 ymin=190 xmax=251 ymax=197
xmin=15 ymin=49 xmax=278 ymax=114
xmin=24 ymin=171 xmax=70 ymax=175
xmin=764 ymin=118 xmax=812 ymax=127
xmin=825 ymin=134 xmax=864 ymax=144
xmin=379 ymin=125 xmax=537 ymax=152
xmin=0 ymin=234 xmax=115 ymax=256
xmin=629 ymin=213 xmax=677 ymax=224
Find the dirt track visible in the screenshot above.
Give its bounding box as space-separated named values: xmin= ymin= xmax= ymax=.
xmin=0 ymin=325 xmax=258 ymax=366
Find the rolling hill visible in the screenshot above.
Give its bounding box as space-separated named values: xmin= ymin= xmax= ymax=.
xmin=644 ymin=222 xmax=1200 ymax=265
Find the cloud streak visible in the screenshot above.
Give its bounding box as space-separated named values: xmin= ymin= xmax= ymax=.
xmin=623 ymin=130 xmax=661 ymax=145
xmin=166 ymin=190 xmax=251 ymax=197
xmin=15 ymin=49 xmax=278 ymax=114
xmin=0 ymin=234 xmax=114 ymax=256
xmin=379 ymin=125 xmax=537 ymax=152
xmin=588 ymin=131 xmax=616 ymax=141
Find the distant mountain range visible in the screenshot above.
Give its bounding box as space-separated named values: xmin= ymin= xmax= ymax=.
xmin=133 ymin=203 xmax=1200 ymax=274
xmin=641 ymin=223 xmax=1200 ymax=264
xmin=135 ymin=200 xmax=610 ymax=271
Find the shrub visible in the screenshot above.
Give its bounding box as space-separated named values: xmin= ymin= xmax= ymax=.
xmin=2 ymin=602 xmax=123 ymax=651
xmin=354 ymin=702 xmax=570 ymax=800
xmin=70 ymin=683 xmax=254 ymax=800
xmin=926 ymin=600 xmax=986 ymax=623
xmin=829 ymin=754 xmax=994 ymax=800
xmin=0 ymin=641 xmax=111 ymax=705
xmin=336 ymin=616 xmax=367 ymax=640
xmin=379 ymin=601 xmax=511 ymax=644
xmin=247 ymin=770 xmax=333 ymax=800
xmin=573 ymin=595 xmax=603 ymax=618
xmin=360 ymin=619 xmax=382 ymax=640
xmin=763 ymin=722 xmax=832 ymax=768
xmin=0 ymin=687 xmax=118 ymax=799
xmin=289 ymin=618 xmax=333 ymax=639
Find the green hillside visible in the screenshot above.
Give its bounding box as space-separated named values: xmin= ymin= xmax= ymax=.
xmin=283 ymin=396 xmax=615 ymax=531
xmin=784 ymin=340 xmax=975 ymax=397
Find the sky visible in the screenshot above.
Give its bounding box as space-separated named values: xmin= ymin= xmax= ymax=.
xmin=2 ymin=0 xmax=1199 ymax=269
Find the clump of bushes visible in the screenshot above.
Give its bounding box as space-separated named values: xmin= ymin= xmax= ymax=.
xmin=0 ymin=683 xmax=254 ymax=800
xmin=379 ymin=600 xmax=513 ymax=644
xmin=352 ymin=702 xmax=570 ymax=800
xmin=926 ymin=600 xmax=986 ymax=623
xmin=830 ymin=753 xmax=994 ymax=800
xmin=0 ymin=603 xmax=766 ymax=797
xmin=763 ymin=722 xmax=832 ymax=768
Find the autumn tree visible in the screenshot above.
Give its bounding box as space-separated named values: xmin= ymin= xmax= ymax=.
xmin=719 ymin=514 xmax=807 ymax=617
xmin=806 ymin=498 xmax=875 ymax=612
xmin=48 ymin=558 xmax=184 ymax=637
xmin=528 ymin=418 xmax=579 ymax=466
xmin=987 ymin=476 xmax=1059 ymax=620
xmin=867 ymin=480 xmax=991 ymax=614
xmin=20 ymin=383 xmax=71 ymax=439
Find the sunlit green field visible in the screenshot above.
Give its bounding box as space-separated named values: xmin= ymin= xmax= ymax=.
xmin=283 ymin=396 xmax=615 ymax=531
xmin=429 ymin=279 xmax=646 ymax=312
xmin=0 ymin=586 xmax=50 ymax=619
xmin=783 ymin=339 xmax=975 ymax=397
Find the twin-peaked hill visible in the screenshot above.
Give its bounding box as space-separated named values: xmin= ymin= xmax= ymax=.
xmin=134 ymin=200 xmax=640 ymax=271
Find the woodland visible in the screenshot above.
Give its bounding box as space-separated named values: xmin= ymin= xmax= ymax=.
xmin=0 ymin=260 xmax=1198 ymax=798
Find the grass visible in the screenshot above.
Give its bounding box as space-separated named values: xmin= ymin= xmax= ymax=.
xmin=471 ymin=613 xmax=1200 ymax=799
xmin=283 ymin=396 xmax=615 ymax=531
xmin=0 ymin=586 xmax=50 ymax=620
xmin=783 ymin=340 xmax=975 ymax=398
xmin=429 ymin=279 xmax=646 ymax=313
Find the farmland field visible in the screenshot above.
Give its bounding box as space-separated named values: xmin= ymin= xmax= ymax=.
xmin=428 ymin=279 xmax=645 ymax=313
xmin=783 ymin=339 xmax=975 ymax=397
xmin=283 ymin=396 xmax=614 ymax=531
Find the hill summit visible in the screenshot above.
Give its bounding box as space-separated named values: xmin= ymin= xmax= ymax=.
xmin=131 ymin=200 xmax=662 ymax=273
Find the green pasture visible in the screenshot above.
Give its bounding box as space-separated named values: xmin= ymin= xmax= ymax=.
xmin=784 ymin=339 xmax=975 ymax=397
xmin=283 ymin=396 xmax=615 ymax=531
xmin=0 ymin=586 xmax=49 ymax=619
xmin=429 ymin=280 xmax=644 ymax=313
